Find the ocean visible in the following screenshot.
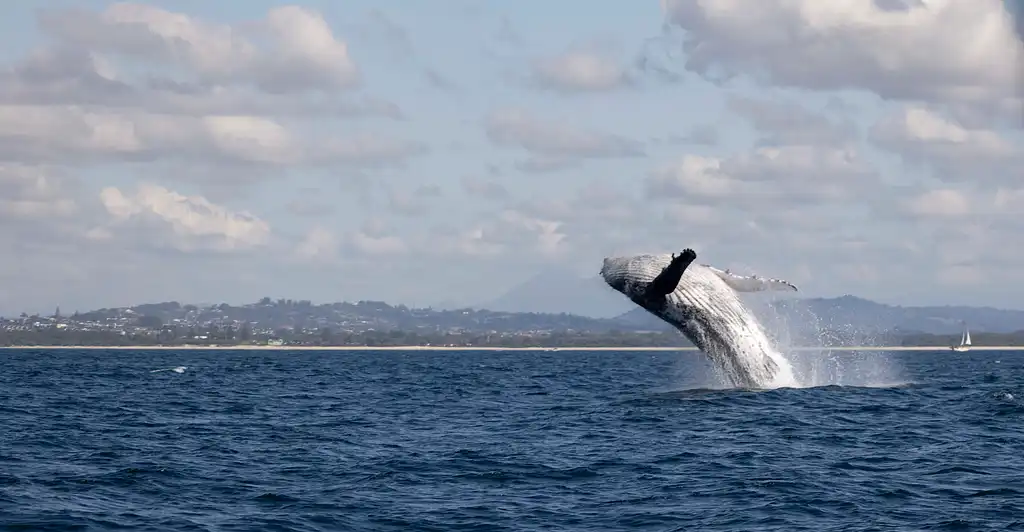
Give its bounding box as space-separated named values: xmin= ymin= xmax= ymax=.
xmin=0 ymin=348 xmax=1021 ymax=531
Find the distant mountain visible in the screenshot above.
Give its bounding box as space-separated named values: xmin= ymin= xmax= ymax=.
xmin=610 ymin=295 xmax=1024 ymax=337
xmin=59 ymin=299 xmax=628 ymax=335
xmin=10 ymin=292 xmax=1024 ymax=348
xmin=481 ymin=268 xmax=633 ymax=318
xmin=766 ymin=295 xmax=1024 ymax=335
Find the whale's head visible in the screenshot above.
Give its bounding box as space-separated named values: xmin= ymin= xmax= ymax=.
xmin=600 ymin=255 xmax=657 ymax=302
xmin=600 ymin=256 xmax=627 ymax=293
xmin=601 ymin=251 xmax=699 ymax=310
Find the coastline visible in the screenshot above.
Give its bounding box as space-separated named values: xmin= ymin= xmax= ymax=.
xmin=0 ymin=345 xmax=1021 ymax=352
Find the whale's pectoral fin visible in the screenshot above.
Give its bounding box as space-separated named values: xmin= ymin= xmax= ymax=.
xmin=649 ymin=248 xmax=697 ymax=297
xmin=707 ymin=266 xmax=798 ymax=293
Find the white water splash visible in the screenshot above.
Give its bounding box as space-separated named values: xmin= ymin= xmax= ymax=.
xmin=748 ymin=298 xmax=907 ymax=388
xmin=151 ymin=366 xmax=187 ymax=374
xmin=661 ymin=294 xmax=908 ymax=391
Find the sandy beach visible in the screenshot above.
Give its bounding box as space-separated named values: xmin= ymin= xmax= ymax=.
xmin=1 ymin=345 xmax=1021 ymax=352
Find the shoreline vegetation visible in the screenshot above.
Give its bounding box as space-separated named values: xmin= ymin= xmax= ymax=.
xmin=5 ymin=298 xmax=1024 ymax=351
xmin=1 ymin=345 xmax=1022 ymax=352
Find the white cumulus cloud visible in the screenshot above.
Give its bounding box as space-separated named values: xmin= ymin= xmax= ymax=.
xmin=98 ymin=184 xmax=271 ymax=252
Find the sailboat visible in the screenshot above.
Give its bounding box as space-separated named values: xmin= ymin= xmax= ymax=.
xmin=950 ymin=323 xmax=971 ymax=352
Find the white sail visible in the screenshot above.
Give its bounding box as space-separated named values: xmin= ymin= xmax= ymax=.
xmin=951 ymin=323 xmax=971 ymax=351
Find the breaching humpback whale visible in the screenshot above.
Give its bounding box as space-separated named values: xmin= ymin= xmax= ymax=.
xmin=600 ymin=249 xmax=798 ymax=389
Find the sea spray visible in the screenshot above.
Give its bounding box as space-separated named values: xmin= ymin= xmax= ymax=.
xmin=747 ymin=296 xmax=906 ymax=388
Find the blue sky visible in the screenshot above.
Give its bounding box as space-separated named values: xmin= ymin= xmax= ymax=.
xmin=1 ymin=0 xmax=1022 ymax=316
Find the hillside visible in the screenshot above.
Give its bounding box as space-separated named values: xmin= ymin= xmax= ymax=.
xmin=480 ymin=268 xmax=633 ymax=318
xmin=5 ymin=289 xmax=1024 ymax=347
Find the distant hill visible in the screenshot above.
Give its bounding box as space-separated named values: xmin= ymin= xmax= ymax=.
xmin=481 ymin=268 xmax=633 ymax=318
xmin=765 ymin=295 xmax=1024 ymax=335
xmin=7 ymin=292 xmax=1024 ymax=348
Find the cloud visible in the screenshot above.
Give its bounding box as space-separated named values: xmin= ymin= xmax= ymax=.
xmin=96 ymin=183 xmax=271 ymax=252
xmin=532 ymin=49 xmax=631 ymax=92
xmin=648 ymin=143 xmax=875 ymax=206
xmin=0 ymin=105 xmax=424 ymax=168
xmin=515 ymin=184 xmax=633 ymax=224
xmin=0 ymin=165 xmax=77 ymax=221
xmin=727 ymin=96 xmax=859 ymax=147
xmin=485 ymin=107 xmax=644 ymax=163
xmin=286 ymin=199 xmax=335 ymax=217
xmin=37 ymin=4 xmax=360 ymax=93
xmin=0 ymin=46 xmax=401 ymax=118
xmin=295 ymin=226 xmax=339 ymax=261
xmin=641 ymin=0 xmax=1023 ymax=302
xmin=513 ymin=156 xmax=579 ymax=174
xmin=656 ymin=125 xmax=719 ymax=146
xmin=662 ymin=203 xmax=721 ymax=227
xmin=437 ymin=181 xmax=648 ymax=269
xmin=423 ymin=68 xmax=457 ymax=91
xmin=647 ymin=155 xmax=734 ymax=199
xmin=361 ymin=9 xmax=415 ymax=59
xmin=496 ymin=16 xmax=522 ymax=45
xmin=428 ymin=209 xmax=568 ymax=261
xmin=2 ymin=0 xmax=1022 ymax=314
xmin=0 ymin=4 xmax=424 ymax=180
xmin=0 ymin=2 xmax=442 ymax=315
xmin=904 ymin=188 xmax=973 ymax=218
xmin=461 ymin=177 xmax=509 ymax=201
xmin=995 ymin=187 xmax=1024 ymax=215
xmin=644 ymin=99 xmax=882 ymax=223
xmin=387 ymin=184 xmax=443 ymax=216
xmin=316 ymin=134 xmax=427 ymax=167
xmin=662 ymin=0 xmax=1023 ymax=119
xmin=497 ymin=210 xmax=568 ymax=257
xmin=348 ymin=224 xmax=408 ymax=256
xmin=870 ymin=106 xmax=1022 ymax=182
xmin=898 ymin=184 xmax=1023 ymax=230
xmin=293 ymin=219 xmax=409 ymax=264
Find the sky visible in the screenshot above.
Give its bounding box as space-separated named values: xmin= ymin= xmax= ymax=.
xmin=0 ymin=0 xmax=1022 ymax=315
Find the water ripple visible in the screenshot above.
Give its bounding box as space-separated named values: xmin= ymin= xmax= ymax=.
xmin=0 ymin=348 xmax=1021 ymax=531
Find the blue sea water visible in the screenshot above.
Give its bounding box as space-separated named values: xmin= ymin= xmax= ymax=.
xmin=0 ymin=348 xmax=1022 ymax=531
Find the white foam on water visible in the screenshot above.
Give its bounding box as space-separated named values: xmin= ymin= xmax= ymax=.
xmin=151 ymin=366 xmax=188 ymax=374
xmin=748 ymin=299 xmax=907 ymax=389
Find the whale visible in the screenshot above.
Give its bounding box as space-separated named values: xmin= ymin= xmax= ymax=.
xmin=600 ymin=248 xmax=798 ymax=389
